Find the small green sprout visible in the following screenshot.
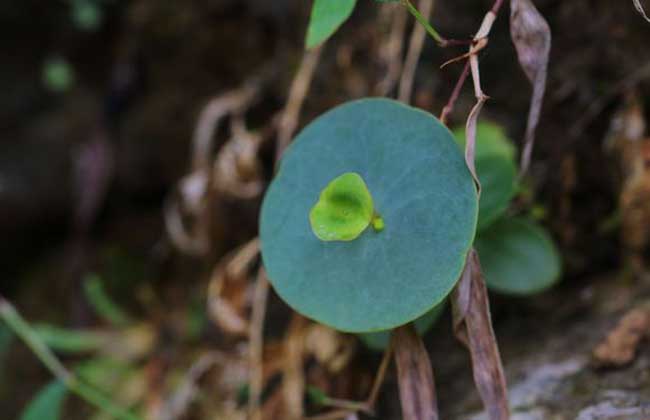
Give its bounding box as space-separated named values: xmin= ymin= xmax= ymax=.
xmin=309 ymin=172 xmax=382 ymax=242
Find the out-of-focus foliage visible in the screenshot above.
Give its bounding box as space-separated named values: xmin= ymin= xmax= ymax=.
xmin=306 ymin=0 xmax=357 ymax=48
xmin=19 ymin=380 xmax=67 ymax=420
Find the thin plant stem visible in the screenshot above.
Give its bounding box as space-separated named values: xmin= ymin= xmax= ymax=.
xmin=401 ymin=0 xmax=446 ymax=45
xmin=440 ymin=60 xmax=471 ymax=124
xmin=0 ymin=295 xmax=142 ymax=420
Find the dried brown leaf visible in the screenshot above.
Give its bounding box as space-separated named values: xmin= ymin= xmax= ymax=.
xmin=305 ymin=324 xmax=355 ymax=374
xmin=510 ymin=0 xmax=551 ymax=175
xmin=465 ymin=91 xmax=487 ymax=195
xmin=391 ymin=323 xmax=439 ymax=420
xmin=593 ymin=306 xmax=650 ymax=367
xmin=213 ymin=117 xmax=264 ymax=200
xmin=464 ymin=11 xmax=495 ymax=194
xmin=634 ymin=0 xmax=650 ymax=22
xmin=452 ymin=249 xmax=510 ymax=420
xmin=207 ymin=238 xmax=260 ymax=336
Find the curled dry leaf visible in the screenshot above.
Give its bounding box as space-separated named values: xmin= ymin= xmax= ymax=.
xmin=510 ymin=0 xmax=551 ymax=175
xmin=463 ymin=11 xmax=496 ymax=195
xmin=593 ymin=306 xmax=650 ymax=367
xmin=452 ymin=249 xmax=510 ymax=420
xmin=213 ymin=118 xmax=265 ymax=200
xmin=207 ymin=238 xmax=260 ymax=336
xmin=634 ymin=0 xmax=650 ymax=22
xmin=391 ymin=323 xmax=439 ymax=420
xmin=305 ymin=324 xmax=356 ymax=374
xmin=165 ymin=86 xmax=259 ymax=256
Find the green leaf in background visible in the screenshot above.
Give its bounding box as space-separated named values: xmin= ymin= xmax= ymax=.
xmin=306 ymin=0 xmax=357 ymax=49
xmin=260 ymin=98 xmax=478 ymax=332
xmin=0 ymin=325 xmax=12 ymax=380
xmin=359 ymin=302 xmax=445 ymax=351
xmin=454 ymin=123 xmax=517 ymax=232
xmin=42 ymin=57 xmax=75 ymax=93
xmin=71 ymin=0 xmax=103 ymax=31
xmin=34 ymin=324 xmax=109 ymax=354
xmin=19 ymin=380 xmax=67 ymax=420
xmin=75 ymin=357 xmax=133 ymax=391
xmin=475 ymin=218 xmax=561 ymax=295
xmin=310 ymin=172 xmax=376 ymax=241
xmin=83 ymin=273 xmax=132 ymax=327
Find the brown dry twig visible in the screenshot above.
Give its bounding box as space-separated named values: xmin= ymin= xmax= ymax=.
xmin=398 ymin=0 xmax=434 ymax=103
xmin=160 ymin=353 xmax=224 ymax=420
xmin=284 ymin=315 xmax=309 ymax=420
xmin=276 ymin=46 xmax=324 ymax=162
xmin=376 ymin=4 xmax=408 ymax=96
xmin=249 ymin=268 xmax=271 ymax=420
xmin=440 ymin=61 xmax=470 ymax=125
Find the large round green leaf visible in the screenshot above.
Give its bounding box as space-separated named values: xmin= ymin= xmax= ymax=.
xmin=454 ymin=123 xmax=517 ymax=232
xmin=260 ymin=98 xmax=478 ymax=332
xmin=359 ymin=302 xmax=445 ymax=351
xmin=475 ymin=217 xmax=561 ymax=295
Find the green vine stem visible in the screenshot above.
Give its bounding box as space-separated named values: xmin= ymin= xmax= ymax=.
xmin=0 ymin=294 xmax=142 ymax=420
xmin=401 ymin=0 xmax=445 ymax=45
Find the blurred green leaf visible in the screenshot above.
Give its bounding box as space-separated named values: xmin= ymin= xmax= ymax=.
xmin=306 ymin=0 xmax=357 ymax=49
xmin=307 ymin=385 xmax=329 ymax=405
xmin=454 ymin=122 xmax=518 ymax=232
xmin=34 ymin=324 xmax=109 ymax=354
xmin=83 ymin=274 xmax=132 ymax=327
xmin=76 ymin=357 xmax=133 ymax=391
xmin=42 ymin=57 xmax=75 ymax=93
xmin=475 ymin=218 xmax=561 ymax=295
xmin=19 ymin=380 xmax=67 ymax=420
xmin=0 ymin=325 xmax=12 ymax=379
xmin=71 ymin=0 xmax=103 ymax=31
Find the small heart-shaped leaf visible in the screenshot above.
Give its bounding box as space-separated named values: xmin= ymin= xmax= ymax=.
xmin=310 ymin=172 xmax=375 ymax=242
